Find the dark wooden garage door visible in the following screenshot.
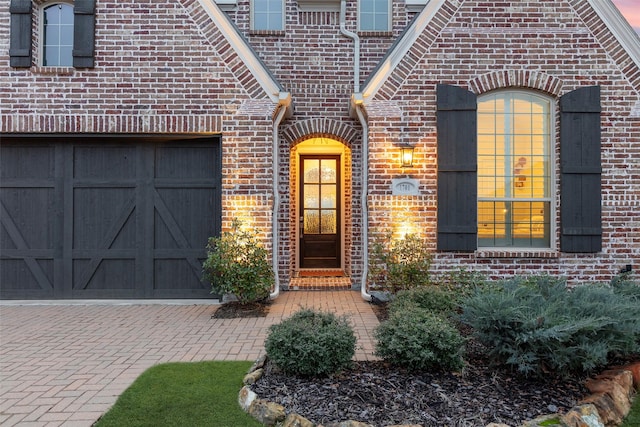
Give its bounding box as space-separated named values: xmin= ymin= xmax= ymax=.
xmin=0 ymin=135 xmax=221 ymax=299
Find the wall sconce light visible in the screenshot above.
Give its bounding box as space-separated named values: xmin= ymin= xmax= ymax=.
xmin=399 ymin=144 xmax=414 ymax=167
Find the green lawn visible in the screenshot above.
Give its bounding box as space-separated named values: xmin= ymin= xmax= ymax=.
xmin=621 ymin=393 xmax=640 ymax=427
xmin=94 ymin=361 xmax=263 ymax=427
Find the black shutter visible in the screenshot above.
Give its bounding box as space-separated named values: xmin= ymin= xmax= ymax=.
xmin=9 ymin=0 xmax=32 ymax=68
xmin=436 ymin=84 xmax=478 ymax=251
xmin=73 ymin=0 xmax=96 ymax=68
xmin=560 ymin=86 xmax=602 ymax=253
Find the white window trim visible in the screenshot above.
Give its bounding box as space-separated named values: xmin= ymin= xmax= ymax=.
xmin=38 ymin=1 xmax=74 ymax=67
xmin=358 ymin=0 xmax=392 ymax=32
xmin=250 ymin=0 xmax=285 ymax=31
xmin=476 ymin=90 xmax=557 ymax=252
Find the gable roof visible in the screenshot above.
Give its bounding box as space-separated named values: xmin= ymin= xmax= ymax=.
xmin=360 ymin=0 xmax=640 ymax=102
xmin=197 ymin=0 xmax=291 ymax=110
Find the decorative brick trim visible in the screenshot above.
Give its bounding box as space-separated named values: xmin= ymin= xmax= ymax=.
xmin=281 ymin=118 xmax=360 ymax=148
xmin=0 ymin=114 xmax=224 ymax=134
xmin=468 ymin=70 xmax=564 ymax=96
xmin=475 ymin=250 xmax=560 ymax=259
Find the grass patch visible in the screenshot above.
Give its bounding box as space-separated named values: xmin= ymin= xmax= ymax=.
xmin=621 ymin=393 xmax=640 ymax=427
xmin=95 ymin=361 xmax=263 ymax=427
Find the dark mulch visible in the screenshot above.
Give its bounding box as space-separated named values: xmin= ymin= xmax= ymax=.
xmin=250 ymin=301 xmax=590 ymax=427
xmin=211 ymin=301 xmax=270 ymax=318
xmin=252 ymin=353 xmax=587 ymax=427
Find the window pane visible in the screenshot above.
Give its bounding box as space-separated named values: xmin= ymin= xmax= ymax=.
xmin=320 ymin=159 xmax=336 ymax=183
xmin=253 ymin=0 xmax=283 ymax=30
xmin=43 ymin=4 xmax=74 ymax=67
xmin=360 ymin=0 xmax=389 ymax=31
xmin=321 ymin=184 xmax=336 ymax=209
xmin=477 ymin=92 xmax=551 ymax=248
xmin=304 ymin=211 xmax=320 ymax=234
xmin=304 ymin=159 xmax=319 ymax=183
xmin=321 ymin=210 xmax=336 ymax=234
xmin=304 ymin=185 xmax=319 ymax=209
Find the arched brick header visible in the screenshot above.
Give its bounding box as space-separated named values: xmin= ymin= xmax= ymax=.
xmin=281 ymin=118 xmax=361 ymax=148
xmin=468 ymin=70 xmax=565 ymax=97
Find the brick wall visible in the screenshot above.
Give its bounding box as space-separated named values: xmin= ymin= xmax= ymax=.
xmin=2 ymin=0 xmax=638 ymax=288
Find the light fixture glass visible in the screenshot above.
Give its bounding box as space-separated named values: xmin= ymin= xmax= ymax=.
xmin=400 ymin=145 xmax=414 ymax=167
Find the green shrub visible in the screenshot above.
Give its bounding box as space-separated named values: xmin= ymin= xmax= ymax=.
xmin=202 ymin=219 xmax=273 ymax=304
xmin=388 ymin=286 xmax=457 ymax=317
xmin=374 ymin=307 xmax=465 ymax=371
xmin=368 ymin=232 xmax=433 ymax=293
xmin=434 ymin=268 xmax=491 ymax=301
xmin=265 ymin=309 xmax=356 ymax=377
xmin=460 ymin=275 xmax=640 ymax=377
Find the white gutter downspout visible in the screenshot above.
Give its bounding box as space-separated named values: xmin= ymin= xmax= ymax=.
xmin=270 ymin=93 xmax=292 ymax=300
xmin=339 ymin=0 xmax=360 ymax=91
xmin=340 ymin=0 xmax=370 ymax=301
xmin=352 ymin=94 xmax=372 ymax=302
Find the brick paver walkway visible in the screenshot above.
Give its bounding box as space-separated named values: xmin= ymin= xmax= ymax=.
xmin=0 ymin=291 xmax=379 ymax=426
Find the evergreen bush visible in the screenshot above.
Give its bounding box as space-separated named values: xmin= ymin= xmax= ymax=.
xmin=460 ymin=275 xmax=640 ymax=377
xmin=265 ymin=309 xmax=356 ymax=377
xmin=374 ymin=307 xmax=465 ymax=371
xmin=202 ymin=219 xmax=273 ymax=304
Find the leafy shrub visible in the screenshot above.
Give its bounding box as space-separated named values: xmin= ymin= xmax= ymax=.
xmin=368 ymin=232 xmax=432 ymax=293
xmin=202 ymin=219 xmax=273 ymax=304
xmin=388 ymin=286 xmax=458 ymax=317
xmin=460 ymin=275 xmax=640 ymax=377
xmin=374 ymin=307 xmax=465 ymax=371
xmin=265 ymin=309 xmax=356 ymax=377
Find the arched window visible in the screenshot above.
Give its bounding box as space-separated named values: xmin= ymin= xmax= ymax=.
xmin=42 ymin=3 xmax=74 ymax=66
xmin=477 ymin=91 xmax=552 ymax=248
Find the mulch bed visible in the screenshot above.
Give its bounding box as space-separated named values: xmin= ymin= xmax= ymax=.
xmin=250 ymin=300 xmax=590 ymax=427
xmin=211 ymin=301 xmax=271 ymax=318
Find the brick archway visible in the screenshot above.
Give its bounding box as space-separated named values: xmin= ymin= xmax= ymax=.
xmin=468 ymin=70 xmax=565 ymax=97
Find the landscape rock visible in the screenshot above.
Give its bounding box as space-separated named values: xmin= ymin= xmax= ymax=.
xmin=582 ymin=370 xmax=633 ymax=426
xmin=238 ymin=385 xmax=257 ymax=411
xmin=283 ymin=413 xmax=315 ymax=427
xmin=561 ymin=403 xmax=604 ymax=427
xmin=248 ymin=398 xmax=286 ymax=426
xmin=243 ymin=368 xmax=264 ymax=385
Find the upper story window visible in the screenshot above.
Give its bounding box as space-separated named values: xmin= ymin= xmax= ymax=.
xmin=251 ymin=0 xmax=284 ymax=31
xmin=42 ymin=3 xmax=74 ymax=66
xmin=9 ymin=0 xmax=96 ymax=69
xmin=359 ymin=0 xmax=391 ymax=31
xmin=477 ymin=91 xmax=552 ymax=248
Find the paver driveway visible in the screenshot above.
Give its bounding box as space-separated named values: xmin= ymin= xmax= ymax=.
xmin=0 ymin=291 xmax=379 ymax=426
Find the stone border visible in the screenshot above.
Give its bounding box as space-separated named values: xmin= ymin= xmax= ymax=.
xmin=239 ymin=358 xmax=639 ymax=427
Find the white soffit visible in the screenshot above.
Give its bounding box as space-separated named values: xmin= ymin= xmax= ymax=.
xmin=198 ymin=0 xmax=282 ymax=103
xmin=405 ymin=0 xmax=428 ymax=13
xmin=215 ymin=0 xmax=236 ymax=11
xmin=588 ymin=0 xmax=640 ymax=70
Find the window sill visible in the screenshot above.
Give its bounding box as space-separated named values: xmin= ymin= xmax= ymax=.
xmin=31 ymin=66 xmax=75 ymax=76
xmin=358 ymin=30 xmax=393 ymax=37
xmin=249 ymin=30 xmax=286 ymax=37
xmin=476 ymin=249 xmax=559 ymax=259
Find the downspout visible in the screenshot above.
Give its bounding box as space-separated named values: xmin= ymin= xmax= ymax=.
xmin=353 ymin=94 xmax=372 ymax=302
xmin=340 ymin=0 xmax=370 ymax=301
xmin=270 ymin=93 xmax=292 ymax=300
xmin=339 ymin=0 xmax=360 ymax=91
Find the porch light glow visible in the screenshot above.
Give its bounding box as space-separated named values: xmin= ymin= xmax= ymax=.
xmin=400 ymin=144 xmax=414 ymax=167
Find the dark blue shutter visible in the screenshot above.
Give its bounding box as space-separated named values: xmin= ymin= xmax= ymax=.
xmin=560 ymin=86 xmax=602 ymax=253
xmin=436 ymin=84 xmax=478 ymax=251
xmin=9 ymin=0 xmax=32 ymax=68
xmin=73 ymin=0 xmax=96 ymax=68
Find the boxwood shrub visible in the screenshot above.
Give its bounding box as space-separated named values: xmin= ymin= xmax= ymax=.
xmin=264 ymin=309 xmax=356 ymax=377
xmin=374 ymin=307 xmax=465 ymax=371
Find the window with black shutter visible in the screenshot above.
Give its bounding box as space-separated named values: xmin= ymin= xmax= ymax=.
xmin=559 ymin=86 xmax=602 ymax=253
xmin=9 ymin=0 xmax=96 ymax=69
xmin=9 ymin=0 xmax=32 ymax=68
xmin=436 ymin=84 xmax=478 ymax=251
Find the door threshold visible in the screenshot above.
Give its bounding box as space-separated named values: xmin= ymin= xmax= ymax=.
xmin=297 ymin=269 xmax=345 ymax=277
